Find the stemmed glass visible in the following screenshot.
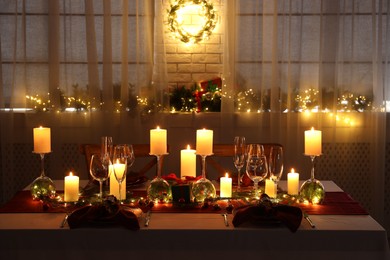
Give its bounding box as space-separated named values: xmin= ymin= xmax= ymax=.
xmin=246 ymin=144 xmax=268 ymax=194
xmin=101 ymin=136 xmax=113 ymax=159
xmin=124 ymin=144 xmax=135 ymax=169
xmin=90 ymin=153 xmax=111 ymax=200
xmin=268 ymin=146 xmax=284 ymax=183
xmin=233 ymin=136 xmax=246 ymax=191
xmin=112 ymin=145 xmax=128 ymax=202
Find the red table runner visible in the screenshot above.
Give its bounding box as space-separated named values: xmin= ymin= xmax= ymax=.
xmin=0 ymin=190 xmax=368 ymax=215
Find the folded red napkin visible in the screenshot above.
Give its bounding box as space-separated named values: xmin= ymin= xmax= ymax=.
xmin=67 ymin=197 xmax=140 ymax=230
xmin=232 ymin=197 xmax=303 ymax=232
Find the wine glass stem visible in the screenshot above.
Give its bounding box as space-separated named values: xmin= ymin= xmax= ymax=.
xmin=237 ymin=168 xmax=241 ymax=191
xmin=118 ymin=182 xmax=122 ymax=202
xmin=310 ymin=155 xmax=316 ymax=180
xmin=254 ymin=181 xmax=259 ymax=195
xmin=201 ymin=155 xmax=207 ymax=179
xmin=99 ymin=181 xmax=103 ymax=199
xmin=40 ymin=153 xmax=45 ymax=177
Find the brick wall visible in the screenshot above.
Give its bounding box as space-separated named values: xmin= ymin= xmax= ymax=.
xmin=163 ymin=0 xmax=224 ymax=89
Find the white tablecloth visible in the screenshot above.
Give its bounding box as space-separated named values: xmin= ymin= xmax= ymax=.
xmin=0 ymin=181 xmax=389 ymax=260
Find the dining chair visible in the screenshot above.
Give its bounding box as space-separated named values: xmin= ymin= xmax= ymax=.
xmin=79 ymin=143 xmax=166 ymax=180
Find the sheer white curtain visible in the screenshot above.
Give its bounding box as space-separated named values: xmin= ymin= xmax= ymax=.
xmin=224 ymin=0 xmax=388 ymax=226
xmin=0 ymin=0 xmax=161 ymax=202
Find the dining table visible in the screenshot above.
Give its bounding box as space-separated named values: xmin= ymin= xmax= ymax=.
xmin=0 ymin=179 xmax=389 ymax=260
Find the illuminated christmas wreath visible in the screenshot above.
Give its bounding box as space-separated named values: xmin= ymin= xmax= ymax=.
xmin=167 ymin=0 xmax=217 ymax=44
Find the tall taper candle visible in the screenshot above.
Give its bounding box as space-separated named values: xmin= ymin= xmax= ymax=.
xmin=33 ymin=126 xmax=51 ymax=153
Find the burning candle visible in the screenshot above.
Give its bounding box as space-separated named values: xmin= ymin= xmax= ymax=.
xmin=64 ymin=172 xmax=79 ymax=202
xmin=180 ymin=145 xmax=196 ymax=178
xmin=220 ymin=173 xmax=232 ymax=198
xmin=265 ymin=179 xmax=277 ymax=198
xmin=196 ymin=128 xmax=213 ymax=155
xmin=109 ymin=164 xmax=126 ymax=199
xmin=287 ymin=168 xmax=299 ymax=195
xmin=304 ymin=127 xmax=322 ymax=156
xmin=150 ymin=126 xmax=167 ymax=155
xmin=33 ymin=126 xmax=51 ymax=153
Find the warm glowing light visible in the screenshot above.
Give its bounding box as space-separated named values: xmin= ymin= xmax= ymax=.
xmin=167 ymin=0 xmax=217 ymax=44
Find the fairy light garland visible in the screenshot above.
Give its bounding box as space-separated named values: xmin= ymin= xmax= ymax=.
xmin=167 ymin=0 xmax=217 ymax=44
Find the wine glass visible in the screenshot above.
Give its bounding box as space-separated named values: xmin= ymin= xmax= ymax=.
xmin=112 ymin=145 xmax=128 ymax=202
xmin=89 ymin=153 xmax=111 ymax=200
xmin=124 ymin=144 xmax=135 ymax=170
xmin=101 ymin=136 xmax=113 ymax=158
xmin=269 ymin=146 xmax=283 ymax=183
xmin=233 ymin=136 xmax=246 ymax=191
xmin=246 ymin=144 xmax=268 ymax=193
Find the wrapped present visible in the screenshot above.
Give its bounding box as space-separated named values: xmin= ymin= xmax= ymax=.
xmin=195 ymin=78 xmax=222 ymax=112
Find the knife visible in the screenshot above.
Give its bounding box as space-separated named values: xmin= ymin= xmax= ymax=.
xmin=144 ymin=210 xmax=151 ymax=227
xmin=222 ymin=213 xmax=229 ymax=227
xmin=304 ymin=212 xmax=315 ymax=228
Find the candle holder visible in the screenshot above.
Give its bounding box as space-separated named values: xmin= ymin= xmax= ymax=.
xmin=147 ymin=154 xmax=171 ymax=203
xmin=192 ymin=154 xmax=216 ymax=202
xmin=299 ymin=155 xmax=325 ymax=204
xmin=30 ymin=152 xmax=56 ymax=200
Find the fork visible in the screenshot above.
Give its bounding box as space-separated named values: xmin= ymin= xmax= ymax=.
xmin=221 ymin=213 xmax=229 ymax=227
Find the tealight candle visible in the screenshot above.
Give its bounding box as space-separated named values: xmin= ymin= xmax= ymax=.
xmin=265 ymin=179 xmax=277 ymax=198
xmin=180 ymin=145 xmax=196 ymax=178
xmin=64 ymin=172 xmax=79 ymax=202
xmin=150 ymin=126 xmax=167 ymax=155
xmin=304 ymin=127 xmax=322 ymax=156
xmin=196 ymin=128 xmax=213 ymax=155
xmin=109 ymin=164 xmax=126 ymax=199
xmin=33 ymin=126 xmax=51 ymax=153
xmin=220 ymin=173 xmax=232 ymax=198
xmin=287 ymin=168 xmax=299 ymax=195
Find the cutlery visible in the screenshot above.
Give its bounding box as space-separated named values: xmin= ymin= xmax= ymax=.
xmin=144 ymin=210 xmax=151 ymax=227
xmin=221 ymin=213 xmax=229 ymax=227
xmin=60 ymin=214 xmax=69 ymax=228
xmin=303 ymin=212 xmax=315 ymax=228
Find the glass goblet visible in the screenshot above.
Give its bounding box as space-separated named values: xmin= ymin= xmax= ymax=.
xmin=124 ymin=144 xmax=135 ymax=169
xmin=89 ymin=153 xmax=111 ymax=200
xmin=246 ymin=144 xmax=267 ymax=194
xmin=269 ymin=146 xmax=283 ymax=183
xmin=233 ymin=136 xmax=246 ymax=191
xmin=101 ymin=136 xmax=113 ymax=158
xmin=112 ymin=145 xmax=128 ymax=202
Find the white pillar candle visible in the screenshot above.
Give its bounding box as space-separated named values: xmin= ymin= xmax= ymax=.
xmin=33 ymin=126 xmax=51 ymax=153
xmin=180 ymin=145 xmax=196 ymax=178
xmin=196 ymin=128 xmax=213 ymax=155
xmin=265 ymin=179 xmax=277 ymax=198
xmin=304 ymin=127 xmax=322 ymax=156
xmin=64 ymin=172 xmax=79 ymax=202
xmin=150 ymin=126 xmax=167 ymax=155
xmin=109 ymin=165 xmax=126 ymax=199
xmin=287 ymin=168 xmax=299 ymax=195
xmin=220 ymin=173 xmax=232 ymax=198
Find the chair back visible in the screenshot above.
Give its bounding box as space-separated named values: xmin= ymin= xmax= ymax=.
xmin=203 ymin=143 xmax=283 ymax=180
